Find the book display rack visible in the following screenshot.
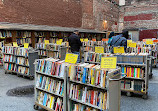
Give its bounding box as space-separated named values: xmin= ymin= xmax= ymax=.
xmin=2 ymin=46 xmax=38 ymax=79
xmin=83 ymin=50 xmax=150 ymax=99
xmin=34 ymin=58 xmax=122 ymax=111
xmin=0 ymin=41 xmax=4 ymax=66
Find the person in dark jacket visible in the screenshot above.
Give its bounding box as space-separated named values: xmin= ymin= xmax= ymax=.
xmin=110 ymin=31 xmax=128 ymax=52
xmin=108 ymin=32 xmax=115 ymax=45
xmin=68 ymin=30 xmax=82 ymax=63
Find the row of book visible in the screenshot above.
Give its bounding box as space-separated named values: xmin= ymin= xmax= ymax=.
xmin=121 ymin=66 xmax=145 ymax=78
xmin=69 ymin=64 xmax=107 ymax=88
xmin=69 ymin=84 xmax=107 ymax=110
xmin=4 ymin=63 xmax=16 ymax=71
xmin=46 ymin=44 xmax=64 ymax=51
xmin=36 ymin=75 xmax=64 ymax=96
xmin=16 ymin=66 xmax=29 ymax=75
xmin=121 ymin=80 xmax=144 ymax=92
xmin=47 ymin=52 xmax=61 ymax=59
xmin=84 ymin=52 xmax=112 ymax=63
xmin=34 ymin=32 xmax=45 ymax=37
xmin=36 ymin=43 xmax=46 ymax=49
xmin=16 ymin=38 xmax=31 ymax=45
xmin=71 ymin=103 xmax=99 ymax=111
xmin=17 ymin=31 xmax=31 ymax=37
xmin=16 ymin=57 xmax=29 ymax=66
xmin=3 ymin=46 xmax=17 ymax=54
xmin=35 ymin=37 xmax=45 ymax=43
xmin=16 ymin=47 xmax=29 ymax=56
xmin=38 ymin=50 xmax=47 ymax=57
xmin=115 ymin=54 xmax=147 ymax=64
xmin=3 ymin=55 xmax=16 ymax=63
xmin=36 ymin=91 xmax=63 ymax=110
xmin=0 ymin=31 xmax=12 ymax=37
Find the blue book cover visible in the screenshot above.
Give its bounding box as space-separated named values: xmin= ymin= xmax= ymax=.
xmin=60 ymin=83 xmax=64 ymax=95
xmin=43 ymin=93 xmax=47 ymax=106
xmin=82 ymin=68 xmax=87 ymax=83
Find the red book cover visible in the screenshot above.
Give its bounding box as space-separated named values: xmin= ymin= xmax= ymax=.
xmin=90 ymin=91 xmax=94 ymax=104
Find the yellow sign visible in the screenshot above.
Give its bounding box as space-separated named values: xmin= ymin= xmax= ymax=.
xmin=65 ymin=53 xmax=78 ymax=64
xmin=23 ymin=37 xmax=26 ymax=38
xmin=127 ymin=42 xmax=137 ymax=48
xmin=59 ymin=39 xmax=63 ymax=42
xmin=56 ymin=40 xmax=62 ymax=45
xmin=44 ymin=40 xmax=49 ymax=44
xmin=0 ymin=37 xmax=5 ymax=39
xmin=127 ymin=40 xmax=132 ymax=43
xmin=114 ymin=47 xmax=125 ymax=54
xmin=84 ymin=38 xmax=89 ymax=42
xmin=146 ymin=39 xmax=153 ymax=45
xmin=95 ymin=46 xmax=104 ymax=53
xmin=80 ymin=39 xmax=84 ymax=42
xmin=101 ymin=57 xmax=117 ymax=69
xmin=24 ymin=43 xmax=29 ymax=48
xmin=13 ymin=42 xmax=18 ymax=47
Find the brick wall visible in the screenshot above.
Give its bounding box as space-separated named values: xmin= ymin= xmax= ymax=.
xmin=0 ymin=0 xmax=119 ymax=31
xmin=119 ymin=0 xmax=158 ymax=31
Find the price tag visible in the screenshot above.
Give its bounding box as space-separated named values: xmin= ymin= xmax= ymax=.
xmin=59 ymin=39 xmax=63 ymax=42
xmin=146 ymin=39 xmax=153 ymax=45
xmin=65 ymin=53 xmax=78 ymax=64
xmin=92 ymin=38 xmax=96 ymax=41
xmin=127 ymin=40 xmax=132 ymax=43
xmin=44 ymin=40 xmax=49 ymax=44
xmin=84 ymin=38 xmax=89 ymax=42
xmin=102 ymin=38 xmax=108 ymax=41
xmin=0 ymin=37 xmax=5 ymax=39
xmin=23 ymin=36 xmax=26 ymax=38
xmin=95 ymin=46 xmax=104 ymax=53
xmin=101 ymin=57 xmax=117 ymax=69
xmin=24 ymin=43 xmax=29 ymax=48
xmin=80 ymin=39 xmax=84 ymax=42
xmin=13 ymin=42 xmax=18 ymax=47
xmin=127 ymin=42 xmax=137 ymax=48
xmin=114 ymin=47 xmax=125 ymax=54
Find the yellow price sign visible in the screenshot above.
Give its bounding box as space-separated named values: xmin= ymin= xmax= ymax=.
xmin=44 ymin=40 xmax=49 ymax=44
xmin=0 ymin=37 xmax=5 ymax=39
xmin=95 ymin=46 xmax=104 ymax=53
xmin=80 ymin=39 xmax=84 ymax=42
xmin=114 ymin=47 xmax=125 ymax=54
xmin=65 ymin=53 xmax=78 ymax=64
xmin=127 ymin=40 xmax=132 ymax=43
xmin=56 ymin=40 xmax=62 ymax=45
xmin=127 ymin=42 xmax=137 ymax=48
xmin=146 ymin=39 xmax=153 ymax=45
xmin=13 ymin=42 xmax=18 ymax=47
xmin=101 ymin=57 xmax=117 ymax=69
xmin=24 ymin=43 xmax=29 ymax=48
xmin=59 ymin=39 xmax=63 ymax=42
xmin=23 ymin=36 xmax=26 ymax=38
xmin=84 ymin=38 xmax=89 ymax=42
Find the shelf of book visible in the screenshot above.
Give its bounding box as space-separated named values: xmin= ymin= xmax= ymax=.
xmin=121 ymin=89 xmax=146 ymax=94
xmin=34 ymin=58 xmax=122 ymax=111
xmin=3 ymin=46 xmax=38 ymax=79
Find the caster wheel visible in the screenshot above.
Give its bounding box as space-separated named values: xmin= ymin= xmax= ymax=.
xmin=142 ymin=95 xmax=148 ymax=99
xmin=126 ymin=92 xmax=132 ymax=97
xmin=34 ymin=104 xmax=39 ymax=110
xmin=30 ymin=76 xmax=34 ymax=80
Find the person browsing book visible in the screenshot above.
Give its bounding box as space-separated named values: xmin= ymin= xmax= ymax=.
xmin=108 ymin=32 xmax=115 ymax=45
xmin=68 ymin=30 xmax=82 ymax=63
xmin=110 ymin=30 xmax=128 ymax=52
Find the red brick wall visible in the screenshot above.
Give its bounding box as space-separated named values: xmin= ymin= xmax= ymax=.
xmin=119 ymin=0 xmax=158 ymax=30
xmin=0 ymin=0 xmax=82 ymax=28
xmin=139 ymin=29 xmax=158 ymax=40
xmin=0 ymin=0 xmax=119 ymax=31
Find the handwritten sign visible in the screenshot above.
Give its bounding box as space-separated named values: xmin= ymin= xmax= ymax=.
xmin=127 ymin=42 xmax=137 ymax=48
xmin=65 ymin=53 xmax=78 ymax=64
xmin=80 ymin=39 xmax=84 ymax=42
xmin=95 ymin=46 xmax=104 ymax=53
xmin=146 ymin=39 xmax=153 ymax=45
xmin=101 ymin=57 xmax=117 ymax=69
xmin=13 ymin=42 xmax=18 ymax=47
xmin=44 ymin=40 xmax=49 ymax=44
xmin=114 ymin=47 xmax=125 ymax=54
xmin=153 ymin=39 xmax=158 ymax=43
xmin=84 ymin=38 xmax=89 ymax=42
xmin=59 ymin=39 xmax=63 ymax=42
xmin=24 ymin=43 xmax=29 ymax=48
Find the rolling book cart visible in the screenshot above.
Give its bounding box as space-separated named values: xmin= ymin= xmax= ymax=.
xmin=115 ymin=54 xmax=150 ymax=99
xmin=3 ymin=46 xmax=39 ymax=79
xmin=34 ymin=58 xmax=123 ymax=111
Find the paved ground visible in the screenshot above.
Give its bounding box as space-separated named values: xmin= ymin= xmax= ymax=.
xmin=0 ymin=66 xmax=158 ymax=111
